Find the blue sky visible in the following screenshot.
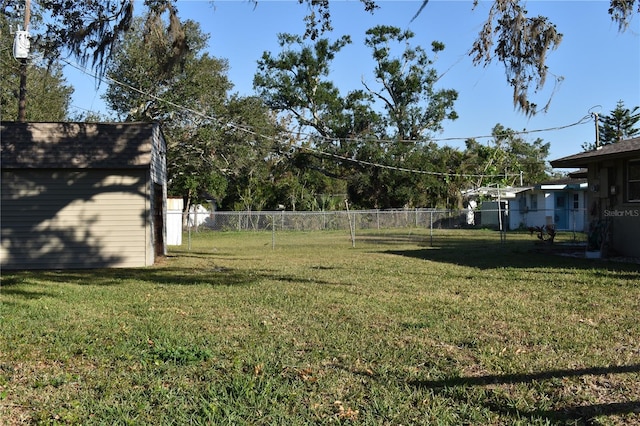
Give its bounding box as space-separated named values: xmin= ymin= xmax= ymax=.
xmin=66 ymin=1 xmax=640 ymax=166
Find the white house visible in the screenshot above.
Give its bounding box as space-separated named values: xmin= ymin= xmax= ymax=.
xmin=509 ymin=176 xmax=588 ymax=232
xmin=464 ymin=176 xmax=588 ymax=231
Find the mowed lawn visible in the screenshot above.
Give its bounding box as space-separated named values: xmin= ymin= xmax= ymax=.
xmin=1 ymin=229 xmax=639 ymax=425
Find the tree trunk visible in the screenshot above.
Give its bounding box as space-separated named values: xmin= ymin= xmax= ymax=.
xmin=18 ymin=60 xmax=27 ymax=121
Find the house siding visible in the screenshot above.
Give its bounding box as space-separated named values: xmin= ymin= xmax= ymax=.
xmin=1 ymin=169 xmax=149 ymax=269
xmin=584 ymin=158 xmax=640 ymax=257
xmin=551 ymin=138 xmax=640 ymax=258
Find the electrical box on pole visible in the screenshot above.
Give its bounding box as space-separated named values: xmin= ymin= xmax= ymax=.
xmin=13 ymin=30 xmax=30 ymax=59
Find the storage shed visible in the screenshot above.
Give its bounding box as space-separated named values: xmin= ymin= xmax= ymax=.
xmin=1 ymin=121 xmax=167 ymax=269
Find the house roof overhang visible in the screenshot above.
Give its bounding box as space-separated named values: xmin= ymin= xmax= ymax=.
xmin=535 ymin=177 xmax=588 ymax=191
xmin=550 ymin=137 xmax=640 ymax=169
xmin=462 ymin=186 xmax=533 ymax=199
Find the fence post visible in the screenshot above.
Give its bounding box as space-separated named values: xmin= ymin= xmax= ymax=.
xmin=345 ymin=200 xmax=356 ymax=248
xmin=430 ymin=210 xmax=434 ymax=247
xmin=271 ymin=214 xmax=276 ymax=250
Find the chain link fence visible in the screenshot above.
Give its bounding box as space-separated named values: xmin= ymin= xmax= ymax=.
xmin=169 ymin=208 xmax=473 ymax=234
xmin=187 ymin=209 xmax=468 ymax=232
xmin=171 ymin=207 xmax=588 ymax=232
xmin=166 ymin=207 xmax=589 ymax=249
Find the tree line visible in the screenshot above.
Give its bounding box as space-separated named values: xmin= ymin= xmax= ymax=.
xmin=1 ymin=3 xmax=638 ymax=213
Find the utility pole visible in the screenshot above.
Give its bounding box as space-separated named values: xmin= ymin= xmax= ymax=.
xmin=593 ymin=112 xmax=601 ymax=150
xmin=17 ymin=0 xmax=31 ymax=122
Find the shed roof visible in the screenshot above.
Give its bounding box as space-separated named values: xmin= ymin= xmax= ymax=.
xmin=1 ymin=121 xmax=160 ymax=169
xmin=550 ymin=137 xmax=640 ymax=169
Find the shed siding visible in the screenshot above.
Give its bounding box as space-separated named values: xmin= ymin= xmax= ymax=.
xmin=1 ymin=169 xmax=149 ymax=269
xmin=150 ymin=125 xmax=168 ymax=260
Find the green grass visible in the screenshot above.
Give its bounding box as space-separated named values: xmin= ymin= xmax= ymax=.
xmin=1 ymin=229 xmax=639 ymax=425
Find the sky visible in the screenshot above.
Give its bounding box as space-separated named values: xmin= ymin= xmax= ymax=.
xmin=65 ymin=0 xmax=640 ymax=168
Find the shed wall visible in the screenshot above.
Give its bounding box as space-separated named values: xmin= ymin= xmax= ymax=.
xmin=1 ymin=169 xmax=150 ymax=269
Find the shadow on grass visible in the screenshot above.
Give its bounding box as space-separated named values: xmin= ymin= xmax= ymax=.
xmin=0 ymin=286 xmax=53 ymax=299
xmin=384 ymin=237 xmax=640 ymax=276
xmin=0 ymin=266 xmax=256 ymax=288
xmin=409 ymin=364 xmax=640 ymax=423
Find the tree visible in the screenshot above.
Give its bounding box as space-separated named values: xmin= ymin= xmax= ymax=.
xmin=348 ymin=26 xmax=457 ymax=208
xmin=363 ymin=25 xmax=458 ymax=141
xmin=103 ymin=15 xmax=233 ymax=217
xmin=0 ymin=15 xmax=73 ymax=121
xmin=462 ymin=124 xmax=550 ymax=189
xmin=599 ymin=100 xmax=640 ymax=144
xmin=255 ymin=26 xmax=460 ymax=209
xmin=3 ymin=0 xmax=636 ymax=117
xmin=219 ymin=95 xmax=287 ymax=211
xmin=254 ymin=32 xmax=381 ymax=206
xmin=104 ymin=13 xmax=285 ymax=213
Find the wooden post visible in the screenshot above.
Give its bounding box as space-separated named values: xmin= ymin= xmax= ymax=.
xmin=17 ymin=0 xmax=31 ymax=122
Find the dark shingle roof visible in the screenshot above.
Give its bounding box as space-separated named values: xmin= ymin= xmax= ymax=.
xmin=537 ymin=177 xmax=587 ymax=187
xmin=1 ymin=122 xmax=157 ymax=169
xmin=550 ymin=137 xmax=640 ymax=168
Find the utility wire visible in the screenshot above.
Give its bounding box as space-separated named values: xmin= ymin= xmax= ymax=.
xmin=61 ymin=58 xmax=589 ymax=180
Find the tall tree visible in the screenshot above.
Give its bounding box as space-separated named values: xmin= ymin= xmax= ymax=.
xmin=254 ymin=32 xmax=380 ymax=206
xmin=363 ymin=25 xmax=458 ymax=141
xmin=462 ymin=124 xmax=550 ymax=189
xmin=104 ymin=13 xmax=284 ymax=213
xmin=599 ymin=100 xmax=640 ymax=144
xmin=3 ymin=0 xmax=636 ymax=117
xmin=347 ymin=25 xmax=457 ymax=209
xmin=254 ymin=33 xmax=362 ymax=139
xmin=103 ymin=15 xmax=232 ymax=216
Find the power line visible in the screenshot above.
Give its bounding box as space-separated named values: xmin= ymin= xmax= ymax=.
xmin=61 ymin=58 xmax=589 ymax=179
xmin=297 ymin=145 xmax=522 ymax=178
xmin=61 ymin=58 xmax=592 ymax=145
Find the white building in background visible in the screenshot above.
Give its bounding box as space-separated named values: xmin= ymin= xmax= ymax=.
xmin=510 ymin=177 xmax=588 ymax=232
xmin=463 ymin=175 xmax=589 ymax=232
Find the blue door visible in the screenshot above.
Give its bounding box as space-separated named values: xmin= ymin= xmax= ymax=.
xmin=554 ymin=193 xmax=567 ymax=229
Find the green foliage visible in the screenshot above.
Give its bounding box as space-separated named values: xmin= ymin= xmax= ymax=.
xmin=0 ymin=15 xmax=73 ymax=121
xmin=582 ymin=101 xmax=640 ymax=150
xmin=599 ymin=100 xmax=640 ymax=145
xmin=464 ymin=124 xmax=550 ymax=189
xmin=255 ymin=26 xmax=462 ymax=209
xmin=104 ymin=16 xmax=234 ymax=210
xmin=363 ymin=25 xmax=458 ymax=139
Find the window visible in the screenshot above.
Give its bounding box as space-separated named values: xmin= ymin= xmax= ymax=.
xmin=530 ymin=194 xmax=538 ymax=211
xmin=573 ymin=193 xmax=579 ymax=209
xmin=628 ymin=160 xmax=640 ymax=202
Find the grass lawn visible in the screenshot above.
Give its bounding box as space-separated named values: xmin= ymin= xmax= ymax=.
xmin=1 ymin=229 xmax=639 ymax=425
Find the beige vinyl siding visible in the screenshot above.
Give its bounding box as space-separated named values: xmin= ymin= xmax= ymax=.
xmin=1 ymin=169 xmax=150 ymax=269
